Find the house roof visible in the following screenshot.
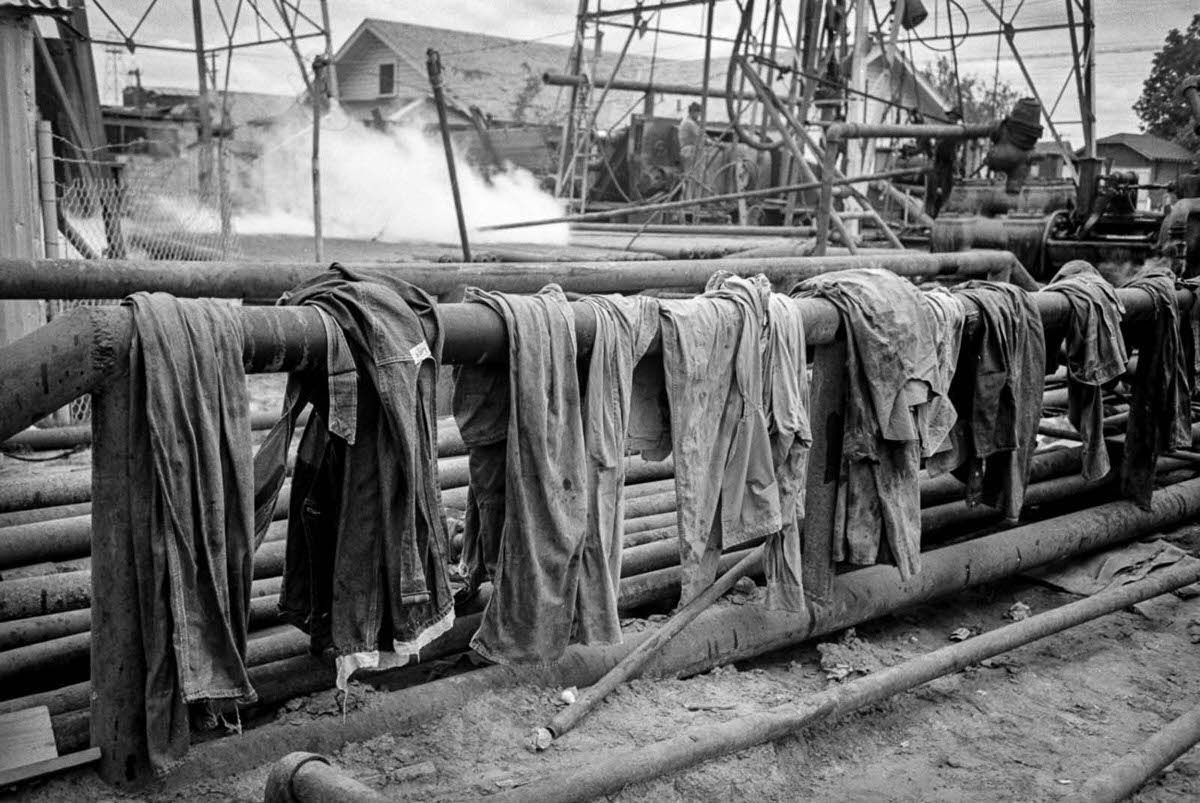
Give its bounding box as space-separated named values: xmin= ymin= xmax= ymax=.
xmin=1095 ymin=132 xmax=1195 ymax=163
xmin=122 ymin=86 xmax=300 ymax=126
xmin=863 ymin=44 xmax=950 ymax=117
xmin=334 ymin=18 xmax=725 ymax=126
xmin=1035 ymin=139 xmax=1074 ymax=155
xmin=0 ymin=1 xmax=69 ymax=14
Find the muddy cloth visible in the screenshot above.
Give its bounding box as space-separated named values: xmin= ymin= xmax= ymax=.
xmin=451 ymin=361 xmax=509 ymax=596
xmin=920 ymin=288 xmax=966 ymax=459
xmin=1043 ymin=261 xmax=1128 ymax=481
xmin=454 ymin=285 xmax=617 ymax=666
xmin=124 ymin=293 xmax=256 ymax=775
xmin=260 ymin=266 xmax=454 ymax=689
xmin=794 ymin=269 xmax=940 ymax=580
xmin=579 ymin=295 xmax=660 ymax=627
xmin=1120 ymin=266 xmax=1192 ymax=508
xmin=929 ymin=282 xmax=1045 ymax=521
xmin=762 ymin=293 xmax=812 ymax=611
xmin=658 ymin=273 xmax=781 ymax=603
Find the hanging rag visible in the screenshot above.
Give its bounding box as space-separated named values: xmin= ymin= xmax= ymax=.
xmin=929 ymin=281 xmax=1046 ymax=521
xmin=762 ymin=293 xmax=812 ymax=611
xmin=124 ymin=293 xmax=256 ymax=775
xmin=657 ymin=272 xmax=781 ymax=603
xmin=1043 ymin=260 xmax=1128 ymax=481
xmin=455 ymin=285 xmax=620 ymax=666
xmin=1120 ymin=265 xmax=1192 ymax=507
xmin=793 ymin=268 xmax=942 ymax=580
xmin=578 ymin=294 xmax=661 ymax=632
xmin=920 ymin=287 xmax=966 ymax=459
xmin=256 ymin=266 xmax=455 ymax=689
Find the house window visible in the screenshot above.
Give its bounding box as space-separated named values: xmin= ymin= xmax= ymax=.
xmin=378 ymin=63 xmax=395 ymax=96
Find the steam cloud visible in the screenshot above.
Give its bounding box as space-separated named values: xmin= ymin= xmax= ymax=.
xmin=237 ymin=104 xmax=568 ymax=246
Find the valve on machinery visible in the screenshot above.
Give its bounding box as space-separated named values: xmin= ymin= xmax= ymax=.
xmin=984 ymin=98 xmax=1043 ymax=195
xmin=894 ymin=0 xmax=928 ymax=30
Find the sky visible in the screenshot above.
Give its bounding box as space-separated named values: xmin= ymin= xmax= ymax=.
xmin=77 ymin=0 xmax=1200 ymax=144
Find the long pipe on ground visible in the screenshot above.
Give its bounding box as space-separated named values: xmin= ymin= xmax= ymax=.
xmin=571 ymin=223 xmax=817 ymax=238
xmin=264 ymin=752 xmax=391 ymax=803
xmin=534 ymin=548 xmax=764 ymax=750
xmin=482 ymin=560 xmax=1200 ymax=803
xmin=1069 ymin=701 xmax=1200 ymax=803
xmin=151 ymin=478 xmax=1200 ymax=790
xmin=477 ymin=167 xmax=929 ymax=231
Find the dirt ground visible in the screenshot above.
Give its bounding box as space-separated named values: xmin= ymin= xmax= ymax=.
xmin=9 ymin=521 xmax=1200 ymax=802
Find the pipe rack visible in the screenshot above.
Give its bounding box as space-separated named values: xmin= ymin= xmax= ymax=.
xmin=0 ymin=262 xmax=1192 ymax=785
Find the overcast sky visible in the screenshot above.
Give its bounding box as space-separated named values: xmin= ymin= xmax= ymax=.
xmin=81 ymin=0 xmax=1199 ymax=142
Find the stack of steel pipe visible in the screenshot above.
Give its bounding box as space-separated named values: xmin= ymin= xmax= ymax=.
xmin=0 ymin=262 xmax=1192 ymax=784
xmin=5 ymin=432 xmax=1196 ymax=757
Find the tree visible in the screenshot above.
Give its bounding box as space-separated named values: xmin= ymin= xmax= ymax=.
xmin=1133 ymin=13 xmax=1200 ymax=153
xmin=919 ymin=56 xmax=1021 ymax=123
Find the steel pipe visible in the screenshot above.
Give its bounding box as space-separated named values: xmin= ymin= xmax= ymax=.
xmin=825 ymin=122 xmax=998 ymax=142
xmin=153 ymin=477 xmax=1200 ymax=789
xmin=1 ymin=410 xmax=309 ymax=451
xmin=1069 ymin=700 xmax=1200 ymax=803
xmin=264 ymin=752 xmax=391 ymax=803
xmin=571 ymin=223 xmax=816 ymax=238
xmin=543 ymin=71 xmax=760 ymax=103
xmin=0 ymin=251 xmax=1020 ymax=301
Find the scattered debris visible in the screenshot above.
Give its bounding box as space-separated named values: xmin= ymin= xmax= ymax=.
xmin=388 ymin=761 xmax=436 ymax=783
xmin=949 ymin=627 xmax=974 ymax=642
xmin=1005 ymin=601 xmax=1032 ymax=621
xmin=726 ymin=576 xmax=761 ymax=605
xmin=1027 ymin=540 xmax=1199 ymax=596
xmin=682 ymin=700 xmax=738 ymax=712
xmin=818 ymin=629 xmax=886 ymax=681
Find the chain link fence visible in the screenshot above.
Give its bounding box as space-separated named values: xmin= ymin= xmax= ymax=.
xmin=48 ymin=154 xmax=239 ymax=422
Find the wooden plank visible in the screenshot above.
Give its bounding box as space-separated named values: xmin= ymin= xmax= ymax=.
xmin=0 ymin=706 xmax=57 ymax=772
xmin=0 ymin=747 xmax=100 ymax=786
xmin=0 ymin=12 xmax=47 ymax=346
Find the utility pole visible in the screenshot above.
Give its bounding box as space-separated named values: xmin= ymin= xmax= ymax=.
xmin=318 ymin=0 xmax=338 ymax=100
xmin=191 ymin=0 xmax=213 ymax=198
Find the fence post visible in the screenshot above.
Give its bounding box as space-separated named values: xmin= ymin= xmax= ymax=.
xmin=802 ymin=336 xmax=846 ymax=610
xmin=0 ymin=11 xmax=46 ymax=346
xmin=90 ymin=380 xmax=151 ymax=783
